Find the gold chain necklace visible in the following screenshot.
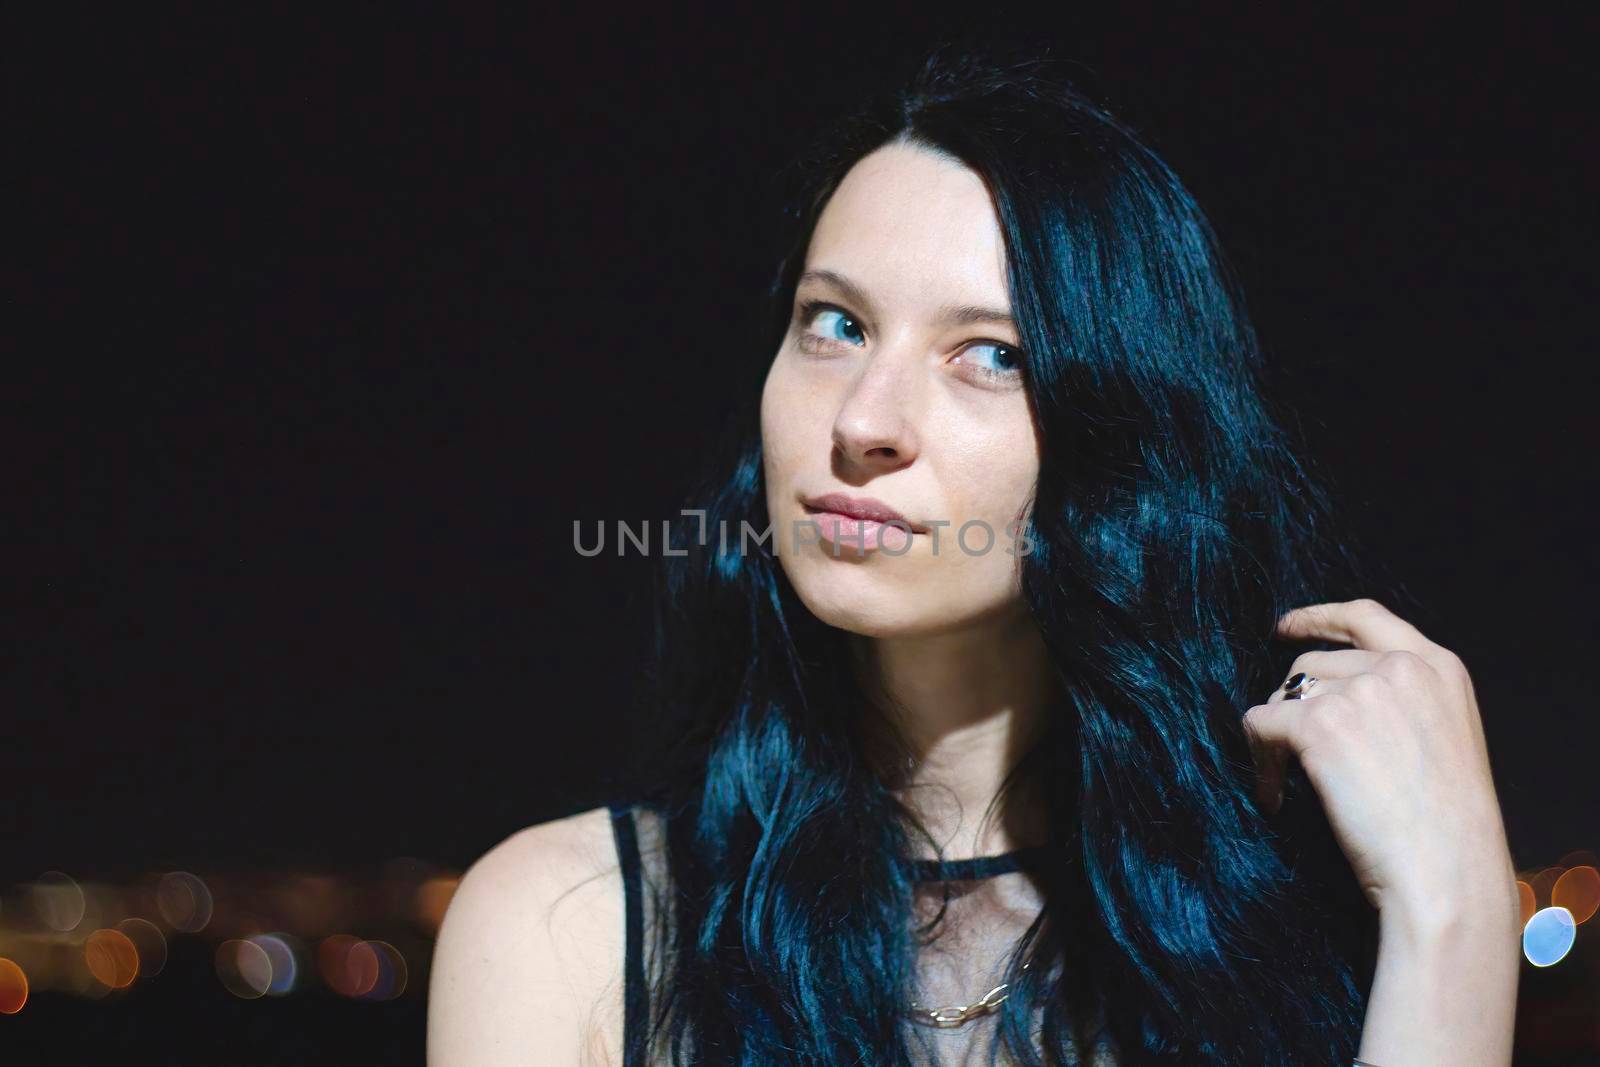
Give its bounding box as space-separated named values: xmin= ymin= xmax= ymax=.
xmin=906 ymin=960 xmax=1032 ymax=1028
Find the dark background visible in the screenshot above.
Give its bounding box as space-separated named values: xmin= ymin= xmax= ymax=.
xmin=9 ymin=6 xmax=1598 ymax=1062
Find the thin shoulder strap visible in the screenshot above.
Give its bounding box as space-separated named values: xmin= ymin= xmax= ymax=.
xmin=608 ymin=804 xmax=648 ymax=1067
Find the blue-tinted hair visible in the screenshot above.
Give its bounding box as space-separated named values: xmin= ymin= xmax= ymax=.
xmin=633 ymin=43 xmax=1388 ymax=1065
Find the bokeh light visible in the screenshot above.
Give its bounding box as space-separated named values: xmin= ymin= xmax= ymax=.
xmin=1529 ymin=866 xmax=1565 ymax=909
xmin=357 ymin=940 xmax=407 ymax=1002
xmin=157 ymin=872 xmax=213 ymax=933
xmin=318 ymin=934 xmax=365 ymax=997
xmin=345 ymin=940 xmax=380 ymax=997
xmin=248 ymin=933 xmax=302 ymax=996
xmin=415 ymin=876 xmax=459 ymax=934
xmin=1557 ymin=848 xmax=1599 ymax=871
xmin=0 ymin=959 xmax=28 ymax=1014
xmin=1523 ymin=906 xmax=1577 ymax=967
xmin=84 ymin=928 xmax=140 ymax=989
xmin=116 ymin=917 xmax=168 ymax=978
xmin=1516 ymin=881 xmax=1536 ymax=927
xmin=65 ymin=954 xmax=115 ymax=1001
xmin=30 ymin=871 xmax=86 ymax=932
xmin=215 ymin=939 xmax=273 ymax=999
xmin=1551 ymin=865 xmax=1600 ymax=925
xmin=0 ymin=855 xmax=461 ymax=1011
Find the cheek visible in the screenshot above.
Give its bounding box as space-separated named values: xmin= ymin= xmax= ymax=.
xmin=941 ymin=413 xmax=1040 ymax=524
xmin=759 ymin=368 xmax=800 ymax=513
xmin=760 ymin=357 xmax=823 ymax=477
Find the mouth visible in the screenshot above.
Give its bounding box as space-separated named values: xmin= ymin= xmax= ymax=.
xmin=799 ymin=492 xmax=928 ymax=553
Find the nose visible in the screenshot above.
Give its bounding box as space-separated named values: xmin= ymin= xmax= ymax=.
xmin=830 ymin=341 xmax=921 ymax=477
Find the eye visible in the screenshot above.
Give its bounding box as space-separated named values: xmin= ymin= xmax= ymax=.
xmin=797 ymin=300 xmax=866 ymax=347
xmin=817 ymin=309 xmax=865 ymax=345
xmin=956 ymin=341 xmax=1023 ymax=377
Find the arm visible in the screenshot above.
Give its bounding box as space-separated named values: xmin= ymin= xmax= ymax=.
xmin=1243 ymin=599 xmax=1521 ymax=1066
xmin=1356 ymin=820 xmax=1521 ymax=1064
xmin=427 ymin=807 xmax=625 ymax=1066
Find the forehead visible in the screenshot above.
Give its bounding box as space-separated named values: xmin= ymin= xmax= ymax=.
xmin=803 ymin=141 xmax=1011 ymax=311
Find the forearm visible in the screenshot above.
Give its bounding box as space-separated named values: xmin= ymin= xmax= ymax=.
xmin=1356 ymin=851 xmax=1522 ymax=1066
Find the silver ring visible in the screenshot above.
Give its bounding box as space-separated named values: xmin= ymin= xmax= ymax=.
xmin=1282 ymin=672 xmax=1319 ymax=700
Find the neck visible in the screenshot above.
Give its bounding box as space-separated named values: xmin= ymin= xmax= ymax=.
xmin=852 ymin=605 xmax=1058 ymax=861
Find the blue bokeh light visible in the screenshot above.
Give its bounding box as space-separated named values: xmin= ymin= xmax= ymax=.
xmin=1522 ymin=906 xmax=1576 ymax=967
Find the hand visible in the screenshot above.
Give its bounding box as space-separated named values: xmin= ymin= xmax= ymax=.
xmin=1242 ymin=598 xmax=1515 ymax=921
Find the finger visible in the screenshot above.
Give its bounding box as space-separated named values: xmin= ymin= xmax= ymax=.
xmin=1266 ymin=649 xmax=1383 ymax=703
xmin=1275 ymin=598 xmax=1452 ymax=668
xmin=1242 ymin=682 xmax=1340 ymax=814
xmin=1241 ymin=701 xmax=1297 ymax=814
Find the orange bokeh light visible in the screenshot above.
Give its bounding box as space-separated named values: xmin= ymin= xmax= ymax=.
xmin=1516 ymin=881 xmax=1536 ymax=928
xmin=415 ymin=877 xmax=460 ymax=933
xmin=345 ymin=941 xmax=380 ymax=997
xmin=1551 ymin=865 xmax=1600 ymax=925
xmin=1529 ymin=866 xmax=1565 ymax=909
xmin=318 ymin=935 xmax=361 ymax=996
xmin=84 ymin=929 xmax=140 ymax=989
xmin=1557 ymin=849 xmax=1599 ymax=871
xmin=0 ymin=959 xmax=27 ymax=1014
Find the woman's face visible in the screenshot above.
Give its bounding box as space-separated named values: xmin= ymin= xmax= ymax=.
xmin=760 ymin=141 xmax=1042 ymax=638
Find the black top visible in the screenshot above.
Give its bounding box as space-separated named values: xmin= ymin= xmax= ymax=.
xmin=606 ymin=803 xmax=1050 ymax=1067
xmin=909 ymin=842 xmax=1052 ymax=882
xmin=609 ymin=805 xmax=650 ymax=1067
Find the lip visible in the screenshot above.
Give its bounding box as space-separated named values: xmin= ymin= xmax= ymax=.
xmin=800 ymin=492 xmax=929 ymax=533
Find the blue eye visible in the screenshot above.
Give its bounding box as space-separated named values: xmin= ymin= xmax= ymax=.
xmin=798 ymin=301 xmax=866 ymax=347
xmin=814 ymin=308 xmax=865 ymax=345
xmin=962 ymin=342 xmax=1022 ymax=375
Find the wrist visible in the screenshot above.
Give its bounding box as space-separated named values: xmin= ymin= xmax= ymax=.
xmin=1376 ymin=840 xmax=1520 ymax=939
xmin=1377 ymin=859 xmax=1521 ymax=954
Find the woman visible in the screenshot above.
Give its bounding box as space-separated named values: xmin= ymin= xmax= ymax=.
xmin=428 ymin=47 xmax=1521 ymax=1065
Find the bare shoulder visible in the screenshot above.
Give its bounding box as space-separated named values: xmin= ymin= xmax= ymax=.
xmin=427 ymin=806 xmax=626 ymax=1067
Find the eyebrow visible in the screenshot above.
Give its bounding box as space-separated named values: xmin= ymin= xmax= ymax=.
xmin=797 ymin=269 xmax=1016 ymax=329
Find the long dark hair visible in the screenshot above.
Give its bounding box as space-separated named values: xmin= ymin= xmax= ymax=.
xmin=626 ymin=43 xmax=1393 ymax=1065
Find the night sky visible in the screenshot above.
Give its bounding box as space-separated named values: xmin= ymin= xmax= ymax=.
xmin=9 ymin=7 xmax=1598 ymax=1062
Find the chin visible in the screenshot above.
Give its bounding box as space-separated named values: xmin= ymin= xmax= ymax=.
xmin=780 ymin=556 xmax=1003 ymax=639
xmin=803 ymin=601 xmax=930 ymax=638
xmin=780 ymin=558 xmax=916 ymax=636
